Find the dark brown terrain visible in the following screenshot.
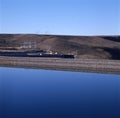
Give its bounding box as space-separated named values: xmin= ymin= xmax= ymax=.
xmin=0 ymin=34 xmax=120 ymax=60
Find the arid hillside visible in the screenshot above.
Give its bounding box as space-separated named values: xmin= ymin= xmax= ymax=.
xmin=0 ymin=34 xmax=120 ymax=60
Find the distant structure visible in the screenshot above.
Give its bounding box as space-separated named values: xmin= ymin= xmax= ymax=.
xmin=20 ymin=41 xmax=37 ymax=49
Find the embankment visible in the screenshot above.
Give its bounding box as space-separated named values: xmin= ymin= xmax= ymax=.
xmin=0 ymin=56 xmax=120 ymax=74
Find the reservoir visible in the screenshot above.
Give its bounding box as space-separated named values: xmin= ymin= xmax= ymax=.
xmin=0 ymin=67 xmax=120 ymax=118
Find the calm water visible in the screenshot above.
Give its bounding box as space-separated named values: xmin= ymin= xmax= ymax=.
xmin=0 ymin=67 xmax=120 ymax=118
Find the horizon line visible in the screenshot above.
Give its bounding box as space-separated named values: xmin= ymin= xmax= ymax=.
xmin=0 ymin=33 xmax=119 ymax=37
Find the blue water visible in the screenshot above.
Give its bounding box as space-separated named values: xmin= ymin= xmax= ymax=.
xmin=0 ymin=67 xmax=120 ymax=118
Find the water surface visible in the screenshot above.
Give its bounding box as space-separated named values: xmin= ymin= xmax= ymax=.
xmin=0 ymin=67 xmax=120 ymax=118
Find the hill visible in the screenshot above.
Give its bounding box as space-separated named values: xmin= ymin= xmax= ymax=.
xmin=0 ymin=34 xmax=120 ymax=60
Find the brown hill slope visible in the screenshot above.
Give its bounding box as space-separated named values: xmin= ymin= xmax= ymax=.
xmin=0 ymin=34 xmax=120 ymax=60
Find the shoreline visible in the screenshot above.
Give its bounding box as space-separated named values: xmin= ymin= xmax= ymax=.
xmin=0 ymin=56 xmax=120 ymax=74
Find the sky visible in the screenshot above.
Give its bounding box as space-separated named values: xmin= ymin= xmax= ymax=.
xmin=0 ymin=0 xmax=120 ymax=35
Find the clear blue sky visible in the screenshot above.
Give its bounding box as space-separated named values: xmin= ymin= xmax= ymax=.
xmin=0 ymin=0 xmax=120 ymax=35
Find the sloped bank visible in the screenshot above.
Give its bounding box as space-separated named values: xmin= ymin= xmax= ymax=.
xmin=0 ymin=56 xmax=120 ymax=74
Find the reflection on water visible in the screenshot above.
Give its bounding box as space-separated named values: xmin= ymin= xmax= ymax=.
xmin=0 ymin=67 xmax=120 ymax=118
